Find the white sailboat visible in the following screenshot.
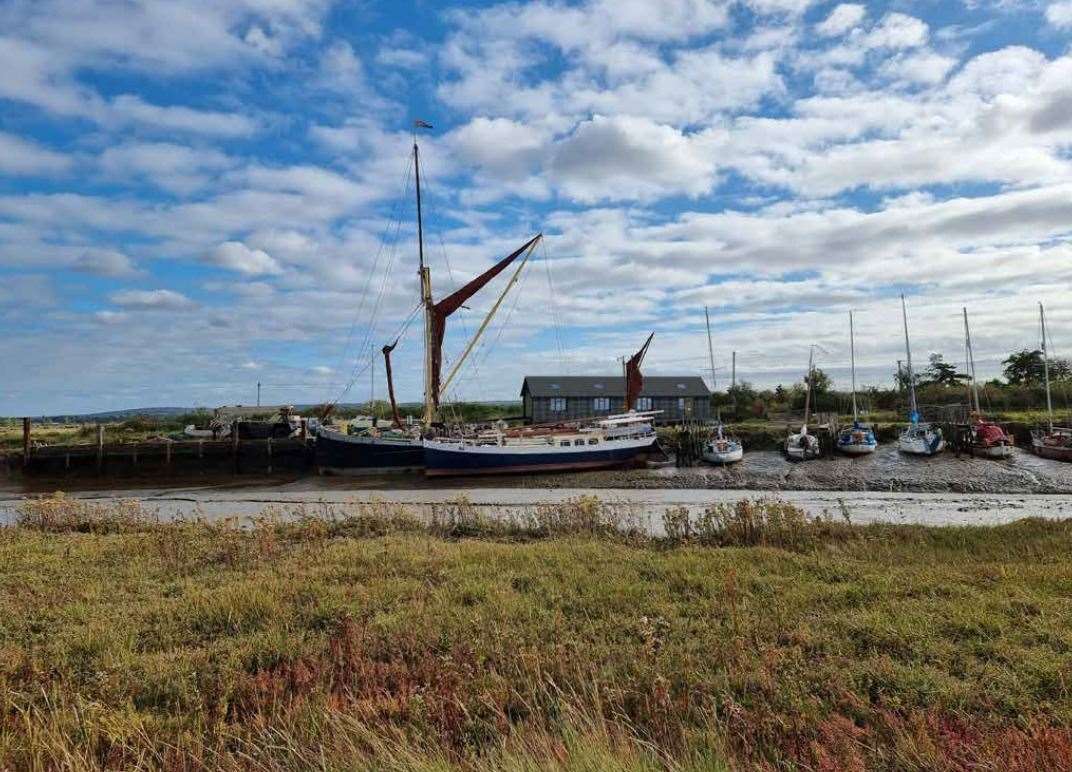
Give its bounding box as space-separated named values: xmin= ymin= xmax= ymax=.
xmin=836 ymin=310 xmax=878 ymax=455
xmin=701 ymin=306 xmax=744 ymax=465
xmin=897 ymin=295 xmax=945 ymax=456
xmin=785 ymin=346 xmax=822 ymax=461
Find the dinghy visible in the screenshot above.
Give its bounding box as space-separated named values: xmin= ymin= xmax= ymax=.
xmin=897 ymin=295 xmax=945 ymax=456
xmin=836 ymin=311 xmax=878 ymax=455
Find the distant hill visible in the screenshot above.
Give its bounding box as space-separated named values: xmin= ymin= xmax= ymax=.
xmin=11 ymin=400 xmax=521 ymax=423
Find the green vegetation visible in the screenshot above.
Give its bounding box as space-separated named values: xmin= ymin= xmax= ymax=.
xmin=3 ymin=495 xmax=1072 ymax=770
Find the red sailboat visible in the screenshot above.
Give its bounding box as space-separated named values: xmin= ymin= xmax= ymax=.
xmin=961 ymin=308 xmax=1014 ymax=459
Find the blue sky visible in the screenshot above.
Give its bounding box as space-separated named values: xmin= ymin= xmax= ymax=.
xmin=1 ymin=0 xmax=1071 ymax=414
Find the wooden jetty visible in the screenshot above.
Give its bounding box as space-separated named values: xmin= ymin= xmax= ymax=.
xmin=4 ymin=419 xmax=314 ymax=478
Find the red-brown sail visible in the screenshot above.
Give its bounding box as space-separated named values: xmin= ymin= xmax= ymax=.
xmin=625 ymin=332 xmax=655 ymax=411
xmin=427 ymin=234 xmax=541 ymax=409
xmin=382 ymin=340 xmax=403 ymax=429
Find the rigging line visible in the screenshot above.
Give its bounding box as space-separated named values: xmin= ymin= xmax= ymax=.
xmin=329 ymin=154 xmax=413 ymax=401
xmin=334 ymin=178 xmax=414 ymax=404
xmin=539 ymin=238 xmax=568 ymax=373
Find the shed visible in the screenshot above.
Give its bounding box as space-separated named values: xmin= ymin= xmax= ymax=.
xmin=520 ymin=376 xmax=711 ymax=424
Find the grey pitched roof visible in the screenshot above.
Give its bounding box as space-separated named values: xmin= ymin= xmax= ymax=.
xmin=521 ymin=375 xmax=711 ymax=398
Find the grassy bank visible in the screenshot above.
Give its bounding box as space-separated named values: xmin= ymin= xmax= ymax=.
xmin=2 ymin=496 xmax=1072 ymax=770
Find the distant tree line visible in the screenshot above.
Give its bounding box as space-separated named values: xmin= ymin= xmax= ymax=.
xmin=713 ymin=347 xmax=1072 ymax=420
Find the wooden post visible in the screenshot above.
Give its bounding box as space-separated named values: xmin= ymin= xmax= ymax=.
xmin=96 ymin=424 xmax=104 ymax=474
xmin=22 ymin=417 xmax=30 ymax=468
xmin=266 ymin=436 xmax=272 ymax=474
xmin=231 ymin=420 xmax=240 ymax=474
xmin=165 ymin=440 xmax=172 ymax=467
xmin=300 ymin=418 xmax=308 ymax=441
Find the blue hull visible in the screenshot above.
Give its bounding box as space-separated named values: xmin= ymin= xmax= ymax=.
xmin=315 ymin=431 xmax=424 ymax=473
xmin=424 ymin=439 xmax=660 ymax=477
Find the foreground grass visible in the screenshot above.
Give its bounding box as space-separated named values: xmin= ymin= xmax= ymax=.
xmin=2 ymin=497 xmax=1072 ymax=770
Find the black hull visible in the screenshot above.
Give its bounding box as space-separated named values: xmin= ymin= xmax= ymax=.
xmin=315 ymin=430 xmax=424 ymax=474
xmin=424 ymin=439 xmax=659 ymax=477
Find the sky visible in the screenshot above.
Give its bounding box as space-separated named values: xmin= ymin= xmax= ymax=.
xmin=1 ymin=0 xmax=1071 ymax=415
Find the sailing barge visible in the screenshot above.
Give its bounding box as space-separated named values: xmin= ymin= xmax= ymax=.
xmin=316 ymin=121 xmax=541 ymax=474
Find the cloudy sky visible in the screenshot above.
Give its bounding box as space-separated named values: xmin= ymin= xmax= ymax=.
xmin=2 ymin=0 xmax=1071 ymax=414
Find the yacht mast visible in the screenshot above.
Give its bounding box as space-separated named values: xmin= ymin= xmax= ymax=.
xmin=704 ymin=305 xmax=717 ymax=392
xmin=849 ymin=310 xmax=858 ymax=422
xmin=901 ymin=294 xmax=919 ymax=422
xmin=1041 ymin=302 xmax=1053 ymax=433
xmin=963 ymin=307 xmax=981 ymax=415
xmin=803 ymin=345 xmax=815 ymax=430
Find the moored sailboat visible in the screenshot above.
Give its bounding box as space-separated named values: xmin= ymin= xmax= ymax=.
xmin=700 ymin=307 xmax=744 ymax=465
xmin=1030 ymin=303 xmax=1072 ymax=461
xmin=703 ymin=422 xmax=744 ymax=464
xmin=423 ymin=334 xmax=663 ymax=476
xmin=785 ymin=346 xmax=822 ymax=461
xmin=836 ymin=310 xmax=878 ymax=455
xmin=961 ymin=307 xmax=1013 ymax=459
xmin=897 ymin=295 xmax=945 ymax=456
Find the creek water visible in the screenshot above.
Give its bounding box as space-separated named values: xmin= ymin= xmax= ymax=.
xmin=3 ymin=447 xmax=1072 ymax=529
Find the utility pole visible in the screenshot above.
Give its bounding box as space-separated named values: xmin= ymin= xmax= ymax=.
xmin=256 ymin=381 xmax=261 ymax=407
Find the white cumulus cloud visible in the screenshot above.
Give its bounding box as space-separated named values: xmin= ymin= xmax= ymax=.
xmin=205 ymin=242 xmax=284 ymax=276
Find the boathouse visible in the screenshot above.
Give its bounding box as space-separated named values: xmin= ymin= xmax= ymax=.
xmin=520 ymin=376 xmax=711 ymax=424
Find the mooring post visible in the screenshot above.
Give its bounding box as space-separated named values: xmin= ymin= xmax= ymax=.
xmin=165 ymin=439 xmax=171 ymax=467
xmin=96 ymin=424 xmax=104 ymax=474
xmin=266 ymin=436 xmax=272 ymax=474
xmin=300 ymin=418 xmax=308 ymax=442
xmin=22 ymin=417 xmax=30 ymax=468
xmin=231 ymin=420 xmax=240 ymax=474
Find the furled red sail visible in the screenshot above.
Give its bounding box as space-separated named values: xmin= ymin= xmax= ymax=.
xmin=428 ymin=234 xmax=541 ymax=409
xmin=382 ymin=340 xmax=403 ymax=429
xmin=625 ymin=332 xmax=655 ymax=411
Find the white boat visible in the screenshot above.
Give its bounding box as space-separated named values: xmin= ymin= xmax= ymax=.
xmin=703 ymin=424 xmax=743 ymax=464
xmin=899 ymin=423 xmax=946 ymax=455
xmin=785 ymin=346 xmax=822 ymax=461
xmin=836 ymin=311 xmax=878 ymax=456
xmin=785 ymin=425 xmax=822 ymax=460
xmin=897 ymin=295 xmax=944 ymax=456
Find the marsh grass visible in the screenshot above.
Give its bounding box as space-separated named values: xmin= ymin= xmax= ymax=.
xmin=3 ymin=494 xmax=1072 ymax=770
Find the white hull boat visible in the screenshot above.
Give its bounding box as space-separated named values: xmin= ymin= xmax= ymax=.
xmin=898 ymin=425 xmax=945 ymax=456
xmin=703 ymin=438 xmax=743 ymax=464
xmin=785 ymin=428 xmax=821 ymax=461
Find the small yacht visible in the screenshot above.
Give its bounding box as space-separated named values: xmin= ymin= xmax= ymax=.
xmin=836 ymin=311 xmax=878 ymax=455
xmin=703 ymin=422 xmax=743 ymax=464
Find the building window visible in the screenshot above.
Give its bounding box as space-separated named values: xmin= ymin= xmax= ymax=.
xmin=677 ymin=397 xmax=686 ymax=414
xmin=636 ymin=397 xmax=652 ymax=411
xmin=550 ymin=397 xmax=566 ymax=412
xmin=574 ymin=439 xmax=585 ymax=446
xmin=593 ymin=397 xmax=610 ymax=412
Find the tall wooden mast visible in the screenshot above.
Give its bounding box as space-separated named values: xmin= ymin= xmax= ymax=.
xmin=963 ymin=307 xmax=981 ymax=415
xmin=413 ymin=123 xmax=436 ymax=428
